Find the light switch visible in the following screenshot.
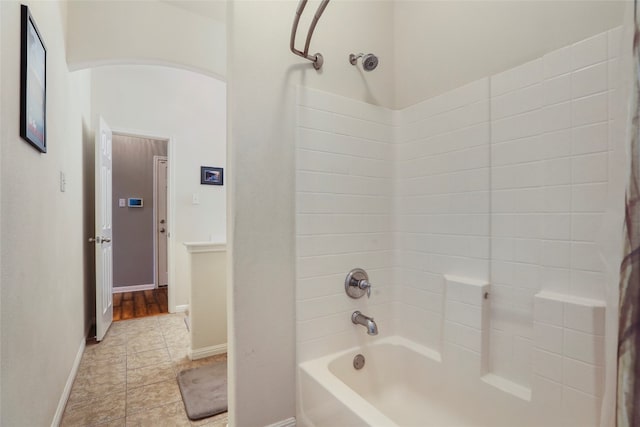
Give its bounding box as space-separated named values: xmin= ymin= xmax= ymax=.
xmin=119 ymin=198 xmax=126 ymax=207
xmin=192 ymin=193 xmax=200 ymax=205
xmin=59 ymin=171 xmax=66 ymax=192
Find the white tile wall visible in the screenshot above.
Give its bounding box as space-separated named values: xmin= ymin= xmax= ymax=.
xmin=533 ymin=291 xmax=606 ymax=425
xmin=295 ymin=87 xmax=396 ymax=362
xmin=296 ymin=26 xmax=623 ymax=426
xmin=485 ymin=28 xmax=617 ymax=391
xmin=395 ymin=78 xmax=491 ymax=351
xmin=443 ymin=276 xmax=490 ymax=363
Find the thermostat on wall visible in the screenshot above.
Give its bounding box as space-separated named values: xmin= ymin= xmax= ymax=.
xmin=128 ymin=198 xmax=143 ymax=208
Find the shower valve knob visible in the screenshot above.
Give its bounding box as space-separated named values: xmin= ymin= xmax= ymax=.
xmin=358 ymin=279 xmax=372 ymax=298
xmin=345 ymin=268 xmax=372 ymax=299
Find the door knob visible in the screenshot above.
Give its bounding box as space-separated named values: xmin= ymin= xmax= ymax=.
xmin=160 ymin=219 xmax=166 ymax=224
xmin=160 ymin=228 xmax=166 ymax=233
xmin=89 ymin=236 xmax=111 ymax=243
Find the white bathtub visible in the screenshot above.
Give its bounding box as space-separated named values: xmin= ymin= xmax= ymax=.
xmin=297 ymin=336 xmax=545 ymax=427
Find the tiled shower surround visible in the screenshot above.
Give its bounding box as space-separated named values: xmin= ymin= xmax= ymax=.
xmin=296 ymin=28 xmax=623 ymax=425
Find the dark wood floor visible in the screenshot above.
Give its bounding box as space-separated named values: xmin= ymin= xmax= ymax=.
xmin=113 ymin=288 xmax=168 ymax=321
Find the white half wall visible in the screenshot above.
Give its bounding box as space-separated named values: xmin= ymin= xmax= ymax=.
xmin=0 ymin=1 xmax=92 ymax=425
xmin=90 ymin=65 xmax=227 ymax=309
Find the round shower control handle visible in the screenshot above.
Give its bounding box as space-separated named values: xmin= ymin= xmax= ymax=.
xmin=358 ymin=279 xmax=372 ymax=298
xmin=345 ymin=268 xmax=372 ymax=299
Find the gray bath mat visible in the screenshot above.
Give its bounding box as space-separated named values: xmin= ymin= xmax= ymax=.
xmin=177 ymin=361 xmax=227 ymax=420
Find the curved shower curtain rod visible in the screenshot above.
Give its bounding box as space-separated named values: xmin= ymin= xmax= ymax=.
xmin=290 ymin=0 xmax=331 ymax=70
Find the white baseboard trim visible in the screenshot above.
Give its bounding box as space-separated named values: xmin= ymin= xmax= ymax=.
xmin=265 ymin=417 xmax=296 ymax=427
xmin=51 ymin=337 xmax=86 ymax=427
xmin=112 ymin=283 xmax=155 ymax=293
xmin=174 ymin=304 xmax=189 ymax=313
xmin=189 ymin=343 xmax=227 ymax=360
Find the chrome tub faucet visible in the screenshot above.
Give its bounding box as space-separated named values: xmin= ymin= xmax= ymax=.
xmin=352 ymin=311 xmax=378 ymax=336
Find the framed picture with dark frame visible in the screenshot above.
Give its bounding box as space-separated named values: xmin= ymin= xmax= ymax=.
xmin=20 ymin=4 xmax=47 ymax=153
xmin=201 ymin=166 xmax=224 ymax=186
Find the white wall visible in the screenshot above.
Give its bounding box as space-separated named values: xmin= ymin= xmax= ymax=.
xmin=47 ymin=2 xmax=627 ymax=426
xmin=66 ymin=0 xmax=226 ymax=79
xmin=393 ymin=1 xmax=625 ymax=108
xmin=90 ymin=65 xmax=227 ymax=309
xmin=0 ymin=0 xmax=92 ymax=425
xmin=227 ymin=1 xmax=394 ymax=425
xmin=0 ymin=2 xmax=4 ymax=423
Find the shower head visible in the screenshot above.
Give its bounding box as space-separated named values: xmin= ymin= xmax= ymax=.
xmin=349 ymin=53 xmax=379 ymax=71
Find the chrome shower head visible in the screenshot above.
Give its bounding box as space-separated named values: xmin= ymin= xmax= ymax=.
xmin=349 ymin=53 xmax=379 ymax=71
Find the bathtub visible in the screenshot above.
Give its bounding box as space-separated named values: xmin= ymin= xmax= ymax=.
xmin=297 ymin=336 xmax=541 ymax=427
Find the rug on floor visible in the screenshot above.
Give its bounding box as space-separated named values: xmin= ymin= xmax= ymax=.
xmin=177 ymin=360 xmax=227 ymax=420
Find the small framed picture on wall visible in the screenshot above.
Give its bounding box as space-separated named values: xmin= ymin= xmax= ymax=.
xmin=20 ymin=4 xmax=47 ymax=153
xmin=201 ymin=166 xmax=223 ymax=186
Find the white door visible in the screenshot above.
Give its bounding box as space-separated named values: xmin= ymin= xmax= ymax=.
xmin=93 ymin=117 xmax=113 ymax=341
xmin=156 ymin=157 xmax=168 ymax=287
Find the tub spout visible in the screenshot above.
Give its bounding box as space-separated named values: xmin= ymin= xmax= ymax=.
xmin=352 ymin=311 xmax=378 ymax=335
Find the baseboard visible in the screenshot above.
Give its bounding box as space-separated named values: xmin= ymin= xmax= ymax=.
xmin=112 ymin=283 xmax=155 ymax=293
xmin=51 ymin=337 xmax=86 ymax=427
xmin=174 ymin=304 xmax=189 ymax=313
xmin=189 ymin=343 xmax=227 ymax=360
xmin=265 ymin=417 xmax=296 ymax=427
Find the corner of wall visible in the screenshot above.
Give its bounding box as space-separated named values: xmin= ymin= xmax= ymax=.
xmin=0 ymin=1 xmax=3 ymax=423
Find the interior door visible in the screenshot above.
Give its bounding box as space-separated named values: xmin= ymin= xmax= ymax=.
xmin=93 ymin=117 xmax=113 ymax=341
xmin=157 ymin=157 xmax=168 ymax=287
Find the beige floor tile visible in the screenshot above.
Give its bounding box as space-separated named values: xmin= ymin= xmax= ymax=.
xmin=168 ymin=344 xmax=189 ymax=361
xmin=82 ymin=343 xmax=127 ymax=362
xmin=97 ymin=332 xmax=128 ymax=347
xmin=126 ymin=379 xmax=182 ymax=416
xmin=163 ymin=333 xmax=189 ymax=348
xmin=126 ymin=333 xmax=166 ymax=354
xmin=61 ymin=391 xmax=125 ymax=427
xmin=127 ymin=347 xmax=171 ymax=370
xmin=158 ymin=314 xmax=187 ymax=329
xmin=63 ymin=313 xmax=229 ymax=427
xmin=162 ymin=324 xmax=188 ymax=337
xmin=125 ymin=401 xmax=191 ymax=427
xmin=159 ymin=317 xmax=189 ymax=333
xmin=162 ymin=328 xmax=189 ymax=343
xmin=94 ymin=418 xmax=126 ymax=427
xmin=126 ymin=362 xmax=175 ymax=388
xmin=77 ymin=359 xmax=126 ymax=380
xmin=123 ymin=317 xmax=160 ymax=332
xmin=106 ymin=322 xmax=129 ymax=336
xmin=68 ymin=374 xmax=126 ymax=403
xmin=161 ymin=319 xmax=188 ymax=331
xmin=80 ymin=352 xmax=126 ymax=375
xmin=127 ymin=329 xmax=163 ymax=341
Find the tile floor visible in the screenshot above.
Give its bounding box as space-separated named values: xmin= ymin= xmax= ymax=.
xmin=61 ymin=314 xmax=227 ymax=427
